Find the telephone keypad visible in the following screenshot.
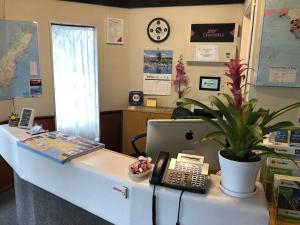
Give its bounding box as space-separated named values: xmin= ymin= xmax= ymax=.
xmin=162 ymin=161 xmax=208 ymax=193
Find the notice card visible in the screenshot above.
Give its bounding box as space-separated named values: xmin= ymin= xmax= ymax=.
xmin=107 ymin=18 xmax=124 ymax=44
xmin=269 ymin=67 xmax=297 ymax=83
xmin=195 ymin=44 xmax=219 ymax=62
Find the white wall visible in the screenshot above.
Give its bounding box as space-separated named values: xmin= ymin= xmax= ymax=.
xmin=128 ymin=4 xmax=244 ymax=107
xmin=244 ymin=0 xmax=300 ymax=124
xmin=6 ymin=1 xmax=293 ymax=125
xmin=0 ymin=0 xmax=130 ymax=121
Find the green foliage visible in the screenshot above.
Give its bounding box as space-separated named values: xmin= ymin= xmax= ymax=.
xmin=177 ymin=95 xmax=300 ymax=161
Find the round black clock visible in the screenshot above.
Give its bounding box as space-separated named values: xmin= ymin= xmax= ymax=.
xmin=147 ymin=18 xmax=170 ymax=43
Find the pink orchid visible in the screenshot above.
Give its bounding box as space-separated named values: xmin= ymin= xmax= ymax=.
xmin=173 ymin=55 xmax=190 ymax=99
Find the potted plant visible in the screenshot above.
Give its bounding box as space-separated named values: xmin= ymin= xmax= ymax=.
xmin=177 ymin=59 xmax=300 ymax=197
xmin=8 ymin=99 xmax=19 ymax=127
xmin=8 ymin=112 xmax=19 ymax=127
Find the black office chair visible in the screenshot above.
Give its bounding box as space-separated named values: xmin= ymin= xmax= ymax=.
xmin=130 ymin=106 xmax=194 ymax=158
xmin=193 ymin=108 xmax=223 ymax=118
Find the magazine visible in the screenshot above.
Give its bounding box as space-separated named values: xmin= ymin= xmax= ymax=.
xmin=17 ymin=131 xmax=105 ymax=163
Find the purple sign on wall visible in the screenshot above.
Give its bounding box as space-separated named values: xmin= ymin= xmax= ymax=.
xmin=190 ymin=23 xmax=235 ymax=42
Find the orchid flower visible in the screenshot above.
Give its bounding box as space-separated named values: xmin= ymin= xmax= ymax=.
xmin=173 ymin=55 xmax=190 ymax=99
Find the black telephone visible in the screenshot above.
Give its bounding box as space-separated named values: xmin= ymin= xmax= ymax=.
xmin=150 ymin=151 xmax=209 ymax=193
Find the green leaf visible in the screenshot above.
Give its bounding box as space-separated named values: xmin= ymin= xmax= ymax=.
xmin=200 ymin=131 xmax=225 ymax=142
xmin=247 ymin=125 xmax=263 ymax=141
xmin=209 ymin=96 xmax=238 ymax=135
xmin=177 ymin=98 xmax=233 ymax=135
xmin=244 ymin=111 xmax=265 ymax=125
xmin=243 ymin=98 xmax=257 ymax=112
xmin=252 ymin=145 xmax=275 ymax=152
xmin=265 ymin=121 xmax=295 ymax=134
xmin=217 ymin=93 xmax=235 ymax=105
xmin=265 ymin=102 xmax=300 ymax=125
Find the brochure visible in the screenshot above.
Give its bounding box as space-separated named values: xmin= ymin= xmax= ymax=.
xmin=273 ymin=174 xmax=300 ymax=224
xmin=17 ymin=131 xmax=105 ymax=163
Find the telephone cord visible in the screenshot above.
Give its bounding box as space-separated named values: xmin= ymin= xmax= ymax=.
xmin=152 ymin=185 xmax=156 ymax=225
xmin=176 ymin=190 xmax=184 ymax=225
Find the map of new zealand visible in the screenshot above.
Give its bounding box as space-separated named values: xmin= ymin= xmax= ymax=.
xmin=257 ymin=0 xmax=300 ymax=87
xmin=0 ymin=19 xmax=41 ymax=99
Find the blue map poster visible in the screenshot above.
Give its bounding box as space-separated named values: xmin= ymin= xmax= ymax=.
xmin=0 ymin=19 xmax=41 ymax=99
xmin=256 ymin=0 xmax=300 ymax=87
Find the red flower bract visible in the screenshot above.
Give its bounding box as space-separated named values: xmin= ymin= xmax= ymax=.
xmin=224 ymin=59 xmax=247 ymax=115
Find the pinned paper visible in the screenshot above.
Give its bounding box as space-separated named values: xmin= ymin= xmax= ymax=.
xmin=30 ymin=61 xmax=38 ymax=76
xmin=269 ymin=67 xmax=296 ymax=83
xmin=195 ymin=44 xmax=219 ymax=62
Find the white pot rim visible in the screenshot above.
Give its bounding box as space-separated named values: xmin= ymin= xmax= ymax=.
xmin=218 ymin=150 xmax=261 ymax=165
xmin=219 ymin=182 xmax=257 ymax=198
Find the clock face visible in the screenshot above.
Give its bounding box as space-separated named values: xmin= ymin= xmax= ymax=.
xmin=147 ymin=18 xmax=170 ymax=43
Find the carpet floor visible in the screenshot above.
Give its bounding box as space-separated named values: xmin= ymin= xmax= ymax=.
xmin=0 ymin=188 xmax=18 ymax=225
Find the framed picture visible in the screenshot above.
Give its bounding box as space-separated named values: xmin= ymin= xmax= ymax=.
xmin=107 ymin=18 xmax=124 ymax=45
xmin=190 ymin=23 xmax=236 ymax=43
xmin=18 ymin=108 xmax=35 ymax=129
xmin=199 ymin=76 xmax=220 ymax=91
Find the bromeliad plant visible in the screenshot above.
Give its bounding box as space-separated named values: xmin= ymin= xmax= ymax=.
xmin=177 ymin=59 xmax=300 ymax=162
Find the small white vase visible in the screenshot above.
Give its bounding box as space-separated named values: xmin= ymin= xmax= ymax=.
xmin=218 ymin=151 xmax=262 ymax=198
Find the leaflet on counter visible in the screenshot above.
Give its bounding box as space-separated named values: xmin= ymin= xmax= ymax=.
xmin=17 ymin=131 xmax=105 ymax=163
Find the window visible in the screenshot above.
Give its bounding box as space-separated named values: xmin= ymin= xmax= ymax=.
xmin=51 ymin=24 xmax=99 ymax=141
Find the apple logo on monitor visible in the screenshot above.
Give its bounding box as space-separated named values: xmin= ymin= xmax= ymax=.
xmin=185 ymin=130 xmax=194 ymax=140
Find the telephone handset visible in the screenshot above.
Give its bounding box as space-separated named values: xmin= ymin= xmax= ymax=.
xmin=150 ymin=151 xmax=209 ymax=193
xmin=149 ymin=151 xmax=170 ymax=185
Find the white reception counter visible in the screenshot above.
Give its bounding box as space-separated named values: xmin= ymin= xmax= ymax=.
xmin=0 ymin=125 xmax=269 ymax=225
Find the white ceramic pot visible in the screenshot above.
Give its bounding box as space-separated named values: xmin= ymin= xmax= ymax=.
xmin=218 ymin=151 xmax=262 ymax=198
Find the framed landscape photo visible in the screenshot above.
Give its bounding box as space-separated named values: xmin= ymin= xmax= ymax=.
xmin=199 ymin=76 xmax=220 ymax=91
xmin=18 ymin=108 xmax=35 ymax=129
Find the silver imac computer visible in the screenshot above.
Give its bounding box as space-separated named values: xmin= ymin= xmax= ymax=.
xmin=145 ymin=119 xmax=224 ymax=170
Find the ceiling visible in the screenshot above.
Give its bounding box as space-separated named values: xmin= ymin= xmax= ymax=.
xmin=63 ymin=0 xmax=245 ymax=8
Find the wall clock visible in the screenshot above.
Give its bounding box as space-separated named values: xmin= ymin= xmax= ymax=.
xmin=147 ymin=18 xmax=170 ymax=43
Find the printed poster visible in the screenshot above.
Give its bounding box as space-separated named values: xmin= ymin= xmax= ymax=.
xmin=256 ymin=0 xmax=300 ymax=87
xmin=0 ymin=19 xmax=41 ymax=99
xmin=107 ymin=18 xmax=124 ymax=44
